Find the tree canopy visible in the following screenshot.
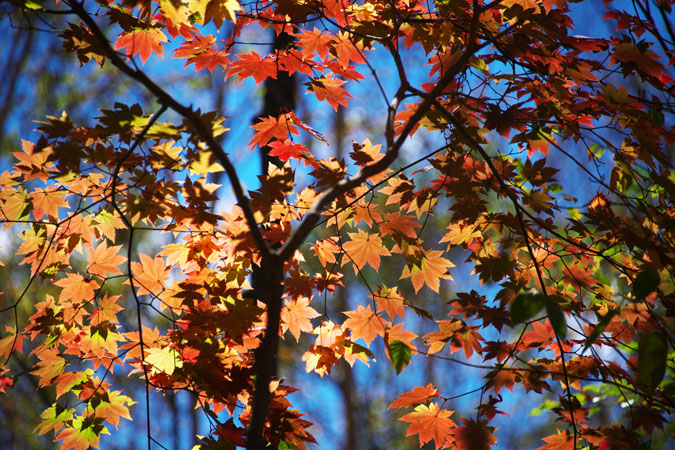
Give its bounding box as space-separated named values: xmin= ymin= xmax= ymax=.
xmin=0 ymin=0 xmax=674 ymax=449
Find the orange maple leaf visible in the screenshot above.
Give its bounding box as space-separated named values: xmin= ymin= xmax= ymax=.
xmin=401 ymin=249 xmax=454 ymax=293
xmin=342 ymin=229 xmax=391 ymax=273
xmin=130 ymin=254 xmax=170 ymax=296
xmin=281 ymin=297 xmax=320 ymax=341
xmin=400 ymin=403 xmax=456 ymax=449
xmin=93 ymin=390 xmax=135 ymax=428
xmin=486 ymin=365 xmax=517 ymax=395
xmin=86 ymin=242 xmax=125 ymax=278
xmin=55 ymin=421 xmax=101 ymax=450
xmin=311 ymin=237 xmax=340 ymax=268
xmin=387 ymin=323 xmax=418 ymax=354
xmin=373 ymin=285 xmax=406 ymax=320
xmin=307 ymin=76 xmax=352 ymax=111
xmin=30 ymin=188 xmax=68 ymax=220
xmin=537 ymin=429 xmax=574 ymax=450
xmin=53 ymin=371 xmax=89 ymax=399
xmin=449 ymin=325 xmax=484 ymax=359
xmin=343 ymin=304 xmax=385 ymax=346
xmin=114 ymin=28 xmax=168 ymax=64
xmin=333 ymin=31 xmax=366 ymax=68
xmin=33 ymin=347 xmax=66 ymax=388
xmin=389 ymin=383 xmax=438 ymax=409
xmin=55 ymin=273 xmax=100 ymax=303
xmin=379 ymin=212 xmax=421 ymax=239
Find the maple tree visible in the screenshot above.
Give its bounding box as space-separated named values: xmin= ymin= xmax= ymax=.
xmin=0 ymin=0 xmax=674 ymax=448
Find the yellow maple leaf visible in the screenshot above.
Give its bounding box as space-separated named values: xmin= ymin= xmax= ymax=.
xmin=144 ymin=346 xmax=183 ymax=376
xmin=189 ymin=150 xmax=224 ymax=177
xmin=204 ymin=0 xmax=241 ymax=29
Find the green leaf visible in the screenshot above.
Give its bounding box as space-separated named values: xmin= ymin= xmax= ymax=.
xmin=638 ymin=331 xmax=667 ymax=391
xmin=389 ymin=340 xmax=411 ymax=374
xmin=582 ymin=310 xmax=618 ymax=352
xmin=510 ymin=292 xmax=546 ymax=325
xmin=278 ymin=441 xmax=291 ymax=450
xmin=632 ymin=268 xmax=660 ymax=300
xmin=545 ymin=298 xmax=566 ymax=341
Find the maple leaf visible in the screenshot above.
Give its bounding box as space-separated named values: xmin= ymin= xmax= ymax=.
xmin=114 ymin=28 xmax=168 ymax=64
xmin=387 ymin=323 xmax=418 ymax=353
xmin=55 ymin=273 xmax=100 ymax=304
xmin=281 ymin=297 xmax=320 ymax=341
xmin=522 ymin=321 xmax=555 ymax=350
xmin=297 ymin=28 xmax=333 ymax=60
xmin=35 ymin=404 xmax=76 ymax=437
xmin=267 ymin=139 xmax=309 ymax=162
xmin=486 ymin=366 xmax=517 ymax=395
xmin=0 ymin=328 xmax=23 ymax=360
xmin=189 ymin=150 xmax=225 ymax=177
xmin=55 ymin=417 xmax=105 ymax=450
xmin=537 ymin=429 xmax=574 ymax=450
xmin=86 ymin=242 xmax=125 ymax=278
xmin=311 ymin=237 xmax=340 ymax=268
xmin=249 ymin=115 xmax=299 ymax=149
xmin=379 ymin=212 xmax=421 ymax=239
xmin=307 ymin=76 xmax=353 ymax=111
xmin=449 ymin=325 xmax=484 ymax=359
xmin=30 ymin=188 xmax=68 ymax=220
xmin=144 ymin=346 xmax=183 ymax=376
xmin=53 ymin=371 xmax=91 ymax=399
xmin=343 ymin=304 xmax=385 ymax=346
xmin=130 ymin=254 xmax=170 ymax=296
xmin=399 ymin=403 xmax=456 ymax=449
xmin=33 ymin=348 xmax=66 ymax=388
xmin=227 ymin=51 xmax=278 ymax=85
xmin=0 ymin=373 xmax=13 ymax=393
xmin=203 ymin=0 xmax=241 ymax=29
xmin=453 ymin=418 xmax=498 ymax=450
xmin=401 ymin=249 xmax=454 ymax=293
xmin=373 ymin=285 xmax=406 ymax=320
xmin=92 ymin=390 xmax=135 ymax=428
xmin=333 ymin=31 xmax=366 ymax=68
xmin=389 ymin=383 xmax=438 ymax=409
xmin=93 ymin=209 xmax=124 ymax=242
xmin=440 ymin=221 xmax=481 ymax=249
xmin=342 ymin=229 xmax=391 ymax=273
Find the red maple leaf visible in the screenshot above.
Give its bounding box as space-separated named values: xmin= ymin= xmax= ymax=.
xmin=226 ymin=51 xmax=278 ymax=85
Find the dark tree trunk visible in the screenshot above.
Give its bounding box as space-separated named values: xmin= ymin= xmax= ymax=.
xmin=246 ymin=29 xmax=297 ymax=449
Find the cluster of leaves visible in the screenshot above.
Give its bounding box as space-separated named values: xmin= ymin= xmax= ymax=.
xmin=0 ymin=0 xmax=674 ymax=449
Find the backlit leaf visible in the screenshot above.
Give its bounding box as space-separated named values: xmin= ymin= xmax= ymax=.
xmin=638 ymin=331 xmax=667 ymax=391
xmin=511 ymin=292 xmax=545 ymax=325
xmin=399 ymin=403 xmax=456 ymax=449
xmin=388 ymin=340 xmax=411 ymax=374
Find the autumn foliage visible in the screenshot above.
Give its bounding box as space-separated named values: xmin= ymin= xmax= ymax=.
xmin=0 ymin=0 xmax=674 ymax=449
